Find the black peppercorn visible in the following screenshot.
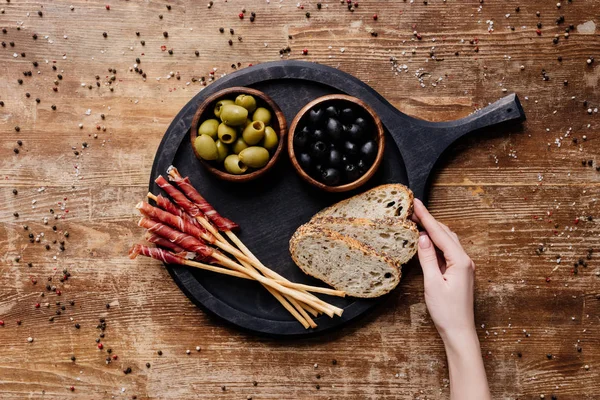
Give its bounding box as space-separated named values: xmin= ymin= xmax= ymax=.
xmin=32 ymin=33 xmax=37 ymax=40
xmin=159 ymin=14 xmax=163 ymax=19
xmin=52 ymin=65 xmax=57 ymax=70
xmin=168 ymin=49 xmax=173 ymax=54
xmin=141 ymin=40 xmax=145 ymax=45
xmin=18 ymin=79 xmax=23 ymax=84
xmin=195 ymin=50 xmax=199 ymax=56
xmin=38 ymin=10 xmax=42 ymax=17
xmin=102 ymin=32 xmax=107 ymax=37
xmin=157 ymin=350 xmax=163 ymax=355
xmin=305 ymin=12 xmax=310 ymax=18
xmin=228 ymin=39 xmax=233 ymax=45
xmin=146 ymin=363 xmax=151 ymax=368
xmin=230 ymin=28 xmax=234 ymax=34
xmin=163 ymin=31 xmax=168 ymax=38
xmin=317 ymin=3 xmax=322 ymax=9
xmin=35 ymin=98 xmax=40 ymax=103
xmin=166 ymin=4 xmax=171 ymax=10
xmin=14 ymin=148 xmax=19 ymax=154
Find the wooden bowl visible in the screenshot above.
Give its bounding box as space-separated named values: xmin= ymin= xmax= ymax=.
xmin=287 ymin=94 xmax=385 ymax=193
xmin=190 ymin=87 xmax=287 ymax=182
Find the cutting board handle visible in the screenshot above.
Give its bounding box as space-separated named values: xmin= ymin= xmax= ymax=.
xmin=390 ymin=93 xmax=526 ymax=202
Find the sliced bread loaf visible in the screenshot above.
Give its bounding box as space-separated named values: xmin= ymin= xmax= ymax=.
xmin=289 ymin=225 xmax=401 ymax=298
xmin=312 ymin=184 xmax=414 ymax=221
xmin=310 ymin=217 xmax=418 ymax=266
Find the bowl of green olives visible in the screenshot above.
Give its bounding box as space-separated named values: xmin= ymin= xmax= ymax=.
xmin=190 ymin=87 xmax=287 ymax=182
xmin=287 ymin=94 xmax=385 ymax=193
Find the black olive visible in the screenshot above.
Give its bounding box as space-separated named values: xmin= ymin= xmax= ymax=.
xmin=294 ymin=127 xmax=310 ymax=150
xmin=340 ymin=107 xmax=354 ymax=124
xmin=325 ymin=105 xmax=339 ymax=118
xmin=328 ymin=148 xmax=342 ymax=168
xmin=357 ymin=159 xmax=369 ymax=174
xmin=308 ymin=108 xmax=324 ymax=125
xmin=342 ymin=141 xmax=358 ymax=157
xmin=310 ymin=141 xmax=328 ymax=161
xmin=312 ymin=129 xmax=325 ymax=142
xmin=321 ymin=168 xmax=341 ymax=186
xmin=325 ymin=118 xmax=343 ymax=142
xmin=345 ymin=163 xmax=361 ymax=182
xmin=360 ymin=140 xmax=378 ymax=163
xmin=346 ymin=124 xmax=364 ymax=142
xmin=355 ymin=117 xmax=368 ymax=130
xmin=298 ymin=152 xmax=312 ymax=171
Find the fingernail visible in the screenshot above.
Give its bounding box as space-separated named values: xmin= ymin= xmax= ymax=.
xmin=418 ymin=233 xmax=432 ymax=249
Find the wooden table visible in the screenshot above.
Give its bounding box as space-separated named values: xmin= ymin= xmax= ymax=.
xmin=1 ymin=1 xmax=598 ymax=398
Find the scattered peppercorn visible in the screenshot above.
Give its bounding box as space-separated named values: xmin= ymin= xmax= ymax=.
xmin=163 ymin=31 xmax=168 ymax=38
xmin=166 ymin=4 xmax=171 ymax=10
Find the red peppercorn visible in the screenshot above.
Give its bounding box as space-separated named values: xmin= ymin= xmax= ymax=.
xmin=105 ymin=5 xmax=110 ymax=10
xmin=536 ymin=29 xmax=541 ymax=35
xmin=0 ymin=320 xmax=4 ymax=326
xmin=238 ymin=13 xmax=244 ymax=19
xmin=70 ymin=386 xmax=75 ymax=391
xmin=56 ymin=289 xmax=61 ymax=295
xmin=373 ymin=14 xmax=378 ymax=20
xmin=574 ymin=218 xmax=580 ymax=224
xmin=545 ymin=277 xmax=551 ymax=282
xmin=35 ymin=303 xmax=40 ymax=308
xmin=98 ymin=343 xmax=103 ymax=349
xmin=302 ymin=49 xmax=308 ymax=55
xmin=112 ymin=354 xmax=118 ymax=360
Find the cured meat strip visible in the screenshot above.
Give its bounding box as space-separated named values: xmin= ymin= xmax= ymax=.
xmin=145 ymin=232 xmax=185 ymax=254
xmin=154 ymin=194 xmax=201 ymax=228
xmin=167 ymin=166 xmax=239 ymax=232
xmin=136 ymin=201 xmax=212 ymax=243
xmin=137 ymin=217 xmax=215 ymax=262
xmin=155 ymin=175 xmax=203 ymax=217
xmin=129 ymin=244 xmax=188 ymax=265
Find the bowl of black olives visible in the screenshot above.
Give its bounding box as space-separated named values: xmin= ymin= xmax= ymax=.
xmin=287 ymin=94 xmax=385 ymax=192
xmin=190 ymin=87 xmax=287 ymax=182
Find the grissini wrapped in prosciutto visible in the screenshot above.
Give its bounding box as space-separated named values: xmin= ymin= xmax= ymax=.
xmin=144 ymin=232 xmax=185 ymax=253
xmin=155 ymin=175 xmax=204 ymax=218
xmin=129 ymin=244 xmax=252 ymax=281
xmin=136 ymin=201 xmax=212 ymax=243
xmin=167 ymin=166 xmax=239 ymax=232
xmin=137 ymin=217 xmax=216 ymax=262
xmin=153 ymin=194 xmax=202 ymax=228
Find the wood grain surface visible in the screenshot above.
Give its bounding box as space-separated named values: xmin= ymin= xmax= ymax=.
xmin=1 ymin=0 xmax=599 ymax=399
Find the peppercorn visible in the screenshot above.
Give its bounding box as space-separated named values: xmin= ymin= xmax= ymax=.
xmin=157 ymin=350 xmax=163 ymax=355
xmin=141 ymin=40 xmax=145 ymax=45
xmin=37 ymin=10 xmax=42 ymax=17
xmin=553 ymin=37 xmax=559 ymax=44
xmin=547 ymin=354 xmax=552 ymax=359
xmin=136 ymin=32 xmax=140 ymax=36
xmin=52 ymin=65 xmax=57 ymax=70
xmin=57 ymin=74 xmax=62 ymax=80
xmin=166 ymin=4 xmax=171 ymax=10
xmin=9 ymin=41 xmax=14 ymax=46
xmin=229 ymin=28 xmax=234 ymax=34
xmin=51 ymin=104 xmax=56 ymax=110
xmin=32 ymin=33 xmax=37 ymax=40
xmin=71 ymin=355 xmax=76 ymax=361
xmin=316 ymin=384 xmax=320 ymax=390
xmin=536 ymin=11 xmax=540 ymax=17
xmin=305 ymin=12 xmax=310 ymax=18
xmin=168 ymin=49 xmax=173 ymax=54
xmin=17 ymin=79 xmax=23 ymax=85
xmin=537 ymin=22 xmax=542 ymax=29
xmin=13 ymin=212 xmax=19 ymax=217
xmin=35 ymin=98 xmax=40 ymax=103
xmin=332 ymin=359 xmax=337 ymax=365
xmin=159 ymin=14 xmax=163 ymax=19
xmin=0 ymin=101 xmax=4 ymax=106
xmin=146 ymin=362 xmax=151 ymax=368
xmin=317 ymin=3 xmax=322 ymax=9
xmin=517 ymin=352 xmax=522 ymax=358
xmin=250 ymin=15 xmax=254 ymax=22
xmin=163 ymin=31 xmax=168 ymax=38
xmin=13 ymin=148 xmax=19 ymax=154
xmin=195 ymin=50 xmax=199 ymax=56
xmin=103 ymin=32 xmax=107 ymax=38
xmin=228 ymin=39 xmax=233 ymax=46
xmin=1 ymin=42 xmax=5 ymax=47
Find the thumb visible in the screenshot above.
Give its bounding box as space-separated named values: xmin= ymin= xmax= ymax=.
xmin=417 ymin=233 xmax=443 ymax=282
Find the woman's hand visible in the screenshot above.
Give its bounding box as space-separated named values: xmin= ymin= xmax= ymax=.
xmin=411 ymin=198 xmax=476 ymax=338
xmin=412 ymin=198 xmax=491 ymax=400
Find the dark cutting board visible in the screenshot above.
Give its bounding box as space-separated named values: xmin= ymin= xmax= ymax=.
xmin=149 ymin=60 xmax=525 ymax=337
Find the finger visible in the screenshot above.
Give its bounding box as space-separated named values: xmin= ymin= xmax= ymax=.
xmin=413 ymin=198 xmax=458 ymax=254
xmin=438 ymin=222 xmax=461 ymax=246
xmin=417 ymin=232 xmax=443 ymax=282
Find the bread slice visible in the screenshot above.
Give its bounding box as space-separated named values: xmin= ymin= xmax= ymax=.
xmin=310 ymin=217 xmax=418 ymax=266
xmin=312 ymin=184 xmax=414 ymax=221
xmin=289 ymin=225 xmax=401 ymax=298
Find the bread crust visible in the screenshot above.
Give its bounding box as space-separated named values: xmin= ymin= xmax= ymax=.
xmin=289 ymin=224 xmax=401 ymax=298
xmin=312 ymin=184 xmax=414 ymax=220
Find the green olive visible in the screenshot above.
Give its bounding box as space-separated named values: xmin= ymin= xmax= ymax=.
xmin=232 ymin=137 xmax=249 ymax=154
xmin=194 ymin=134 xmax=218 ymax=161
xmin=215 ymin=140 xmax=229 ymax=163
xmin=224 ymin=154 xmax=248 ymax=175
xmin=242 ymin=120 xmax=266 ymax=145
xmin=252 ymin=107 xmax=272 ymax=125
xmin=262 ymin=126 xmax=279 ymax=151
xmin=220 ymin=105 xmax=248 ymax=126
xmin=217 ymin=123 xmax=237 ymax=144
xmin=235 ymin=94 xmax=257 ymax=113
xmin=198 ymin=119 xmax=219 ymax=139
xmin=239 ymin=146 xmax=270 ymax=169
xmin=214 ymin=99 xmax=234 ymax=118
